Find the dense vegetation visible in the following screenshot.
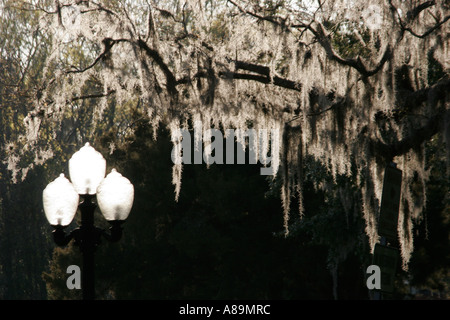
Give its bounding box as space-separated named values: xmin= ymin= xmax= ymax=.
xmin=0 ymin=0 xmax=448 ymax=299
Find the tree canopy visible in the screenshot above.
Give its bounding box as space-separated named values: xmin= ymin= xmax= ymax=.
xmin=0 ymin=0 xmax=448 ymax=299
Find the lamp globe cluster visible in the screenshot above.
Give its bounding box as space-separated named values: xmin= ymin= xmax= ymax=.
xmin=43 ymin=143 xmax=134 ymax=227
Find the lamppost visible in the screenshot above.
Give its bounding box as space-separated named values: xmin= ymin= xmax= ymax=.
xmin=43 ymin=143 xmax=134 ymax=300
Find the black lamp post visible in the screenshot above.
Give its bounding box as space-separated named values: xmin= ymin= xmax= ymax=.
xmin=43 ymin=143 xmax=134 ymax=300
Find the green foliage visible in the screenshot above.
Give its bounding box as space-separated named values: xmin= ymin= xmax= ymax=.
xmin=0 ymin=166 xmax=53 ymax=299
xmin=427 ymin=50 xmax=445 ymax=85
xmin=0 ymin=1 xmax=55 ymax=299
xmin=328 ymin=21 xmax=372 ymax=60
xmin=42 ymin=245 xmax=83 ymax=300
xmin=208 ymin=12 xmax=230 ymax=43
xmin=406 ymin=135 xmax=450 ymax=299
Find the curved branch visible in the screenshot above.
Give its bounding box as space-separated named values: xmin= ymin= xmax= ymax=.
xmin=371 ymin=109 xmax=448 ymax=162
xmin=137 ymin=39 xmax=178 ymax=97
xmin=152 ymin=5 xmax=181 ymax=23
xmin=228 ymin=0 xmax=284 ymax=26
xmin=397 ymin=76 xmax=449 ymax=110
xmin=79 ymin=1 xmax=119 ymax=17
xmin=229 ymin=1 xmax=392 ymax=78
xmin=389 ymin=0 xmax=448 ymax=39
xmin=310 ymin=23 xmax=392 ymax=77
xmin=66 ymin=38 xmax=128 ymax=74
xmin=307 ymin=97 xmax=345 ymax=116
xmin=375 ymin=76 xmax=450 ymax=121
xmin=403 ymin=15 xmax=450 ymax=38
xmin=406 ymin=1 xmax=436 ymax=21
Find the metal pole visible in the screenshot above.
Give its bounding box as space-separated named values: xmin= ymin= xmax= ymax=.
xmin=79 ymin=195 xmax=97 ymax=300
xmin=82 ymin=244 xmax=95 ymax=300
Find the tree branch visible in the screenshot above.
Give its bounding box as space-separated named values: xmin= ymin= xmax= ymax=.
xmin=137 ymin=39 xmax=178 ymax=97
xmin=70 ymin=89 xmax=116 ymax=102
xmin=228 ymin=0 xmax=284 ymax=26
xmin=218 ymin=70 xmax=302 ymax=91
xmin=229 ymin=1 xmax=392 ymax=78
xmin=371 ymin=109 xmax=449 ymax=162
xmin=231 ymin=59 xmax=302 ymax=91
xmin=79 ymin=1 xmax=119 ymax=17
xmin=66 ymin=38 xmax=128 ymax=74
xmin=310 ymin=23 xmax=391 ymax=77
xmin=176 ymin=58 xmax=302 ymax=91
xmin=389 ymin=0 xmax=448 ymax=39
xmin=375 ymin=76 xmax=450 ymax=121
xmin=406 ymin=0 xmax=436 ymax=21
xmin=307 ymin=97 xmax=345 ymax=116
xmin=397 ymin=76 xmax=449 ymax=110
xmin=232 ymin=59 xmax=270 ymax=77
xmin=403 ymin=15 xmax=450 ymax=38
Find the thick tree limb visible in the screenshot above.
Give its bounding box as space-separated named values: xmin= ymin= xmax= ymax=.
xmin=375 ymin=76 xmax=450 ymax=121
xmin=389 ymin=0 xmax=449 ymax=39
xmin=310 ymin=23 xmax=392 ymax=77
xmin=371 ymin=109 xmax=449 ymax=162
xmin=176 ymin=60 xmax=302 ymax=92
xmin=403 ymin=15 xmax=450 ymax=38
xmin=397 ymin=76 xmax=449 ymax=110
xmin=220 ymin=71 xmax=302 ymax=91
xmin=406 ymin=1 xmax=436 ymax=21
xmin=229 ymin=0 xmax=392 ymax=78
xmin=226 ymin=59 xmax=302 ymax=91
xmin=137 ymin=39 xmax=178 ymax=98
xmin=233 ymin=60 xmax=270 ymax=77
